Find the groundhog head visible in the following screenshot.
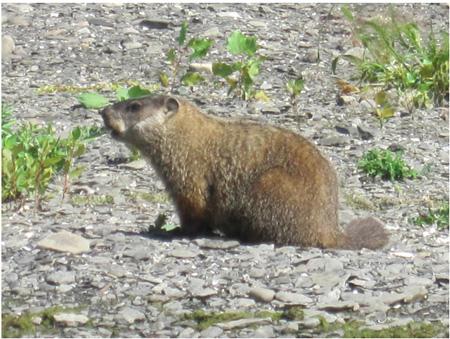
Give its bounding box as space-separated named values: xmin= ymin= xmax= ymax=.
xmin=100 ymin=95 xmax=181 ymax=146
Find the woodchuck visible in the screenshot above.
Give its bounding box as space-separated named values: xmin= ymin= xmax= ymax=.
xmin=100 ymin=94 xmax=388 ymax=249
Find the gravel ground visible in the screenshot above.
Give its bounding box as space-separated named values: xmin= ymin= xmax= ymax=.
xmin=2 ymin=3 xmax=449 ymax=338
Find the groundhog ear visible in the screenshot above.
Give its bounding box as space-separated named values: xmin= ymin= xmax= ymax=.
xmin=163 ymin=97 xmax=180 ymax=115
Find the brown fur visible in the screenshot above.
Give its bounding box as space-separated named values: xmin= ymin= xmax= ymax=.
xmin=100 ymin=94 xmax=388 ymax=249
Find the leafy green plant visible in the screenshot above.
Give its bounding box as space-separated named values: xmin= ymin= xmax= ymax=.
xmin=77 ymin=85 xmax=152 ymax=109
xmin=159 ymin=21 xmax=213 ymax=91
xmin=410 ymin=200 xmax=449 ymax=230
xmin=1 ymin=105 xmax=103 ymax=210
xmin=154 ymin=213 xmax=179 ymax=232
xmin=212 ymin=30 xmax=266 ymax=100
xmin=362 ymin=90 xmax=395 ymax=127
xmin=357 ymin=149 xmax=419 ymax=181
xmin=59 ymin=126 xmax=105 ymax=201
xmin=286 ymin=79 xmax=305 ymax=104
xmin=333 ymin=5 xmax=449 ymax=112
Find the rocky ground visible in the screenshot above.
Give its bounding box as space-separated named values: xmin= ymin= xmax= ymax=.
xmin=1 ymin=3 xmax=449 ymax=338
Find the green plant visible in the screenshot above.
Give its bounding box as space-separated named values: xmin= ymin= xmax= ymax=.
xmin=1 ymin=105 xmax=102 ymax=210
xmin=357 ymin=149 xmax=419 ymax=181
xmin=180 ymin=310 xmax=282 ymax=331
xmin=2 ymin=306 xmax=86 ymax=338
xmin=333 ymin=5 xmax=449 ymax=112
xmin=286 ymin=79 xmax=305 ymax=105
xmin=212 ymin=30 xmax=266 ymax=100
xmin=159 ymin=21 xmax=213 ymax=91
xmin=362 ymin=90 xmax=395 ymax=127
xmin=77 ymin=85 xmax=152 ymax=109
xmin=60 ymin=126 xmax=106 ymax=201
xmin=410 ymin=200 xmax=449 ymax=230
xmin=153 ymin=213 xmax=179 ymax=232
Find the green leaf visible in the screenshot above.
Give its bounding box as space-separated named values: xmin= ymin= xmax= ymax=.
xmin=167 ymin=48 xmax=176 ymax=64
xmin=187 ymin=38 xmax=212 ymax=61
xmin=181 ymin=72 xmax=205 ymax=86
xmin=79 ymin=127 xmax=107 ymax=143
xmin=254 ymin=91 xmax=269 ymax=101
xmin=212 ymin=63 xmax=235 ymax=77
xmin=128 ymin=86 xmax=151 ymax=98
xmin=161 ymin=223 xmax=180 ymax=231
xmin=340 ymin=5 xmax=354 ymax=21
xmin=405 ymin=71 xmax=417 ymax=85
xmin=244 ymin=37 xmax=258 ymax=57
xmin=176 ymin=21 xmax=188 ymax=45
xmin=2 ymin=148 xmax=12 ymax=163
xmin=287 ymin=79 xmax=305 ymax=95
xmin=380 ymin=107 xmax=395 ymax=118
xmin=419 ymin=65 xmax=434 ymax=78
xmin=77 ymin=93 xmax=109 ymax=109
xmin=159 ymin=72 xmax=170 ymax=87
xmin=43 ymin=157 xmax=62 ymax=168
xmin=242 ymin=70 xmax=254 ymax=91
xmin=73 ymin=144 xmax=86 ymax=158
xmin=70 ymin=127 xmax=81 ymax=141
xmin=375 ymin=91 xmax=388 ymax=106
xmin=69 ymin=165 xmax=85 ymax=180
xmin=227 ymin=30 xmax=247 ymax=55
xmin=226 ymin=78 xmax=237 ymax=91
xmin=246 ymin=57 xmax=265 ymax=78
xmin=116 ymin=87 xmax=130 ymax=101
xmin=231 ymin=62 xmax=242 ymax=72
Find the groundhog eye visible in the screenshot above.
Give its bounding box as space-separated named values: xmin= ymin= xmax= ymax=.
xmin=129 ymin=102 xmax=141 ymax=113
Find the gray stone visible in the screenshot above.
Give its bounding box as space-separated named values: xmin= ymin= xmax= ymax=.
xmin=123 ymin=247 xmax=152 ymax=260
xmin=140 ymin=19 xmax=171 ymax=29
xmin=300 ymin=317 xmax=321 ymax=329
xmin=249 ymin=267 xmax=265 ymax=278
xmin=4 ymin=272 xmax=18 ymax=284
xmin=170 ymin=249 xmax=198 ymax=258
xmin=275 ymin=291 xmax=313 ymax=305
xmin=2 ymin=35 xmax=15 ymax=59
xmin=200 ymin=27 xmax=222 ymax=38
xmin=46 ymin=271 xmax=75 ymax=285
xmin=229 ymin=298 xmax=256 ymax=309
xmin=200 ymin=326 xmax=223 ymax=338
xmin=118 ymin=159 xmax=147 ymax=170
xmin=122 ymin=41 xmax=142 ymax=50
xmin=179 ymin=327 xmax=198 ymax=338
xmin=115 ymin=307 xmax=146 ymax=324
xmin=217 ymin=317 xmax=272 ymax=330
xmin=337 ymin=95 xmax=357 ymax=105
xmin=191 ymin=287 xmax=217 ymax=298
xmin=357 ymin=125 xmax=380 ymax=140
xmin=8 ymin=16 xmax=29 ymax=26
xmin=11 ymin=287 xmax=32 ymax=296
xmin=53 ymin=313 xmax=89 ymax=327
xmin=253 ymin=325 xmax=276 ymax=337
xmin=194 ymin=239 xmax=240 ymax=250
xmin=38 ymin=231 xmax=90 ymax=254
xmin=317 ymin=300 xmax=359 ymax=311
xmin=249 ymin=287 xmax=275 ymax=302
xmin=88 ymin=18 xmax=114 ymax=27
xmin=319 ymin=135 xmax=350 ymax=146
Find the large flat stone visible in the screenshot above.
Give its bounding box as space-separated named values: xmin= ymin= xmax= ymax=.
xmin=37 ymin=231 xmax=90 ymax=254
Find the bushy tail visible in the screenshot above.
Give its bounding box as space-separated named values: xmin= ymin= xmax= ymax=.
xmin=344 ymin=217 xmax=389 ymax=250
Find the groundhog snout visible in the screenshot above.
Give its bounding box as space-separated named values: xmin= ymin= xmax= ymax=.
xmin=99 ymin=106 xmax=126 ymax=136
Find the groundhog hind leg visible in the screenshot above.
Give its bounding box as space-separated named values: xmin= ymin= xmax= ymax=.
xmin=243 ymin=168 xmax=309 ymax=246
